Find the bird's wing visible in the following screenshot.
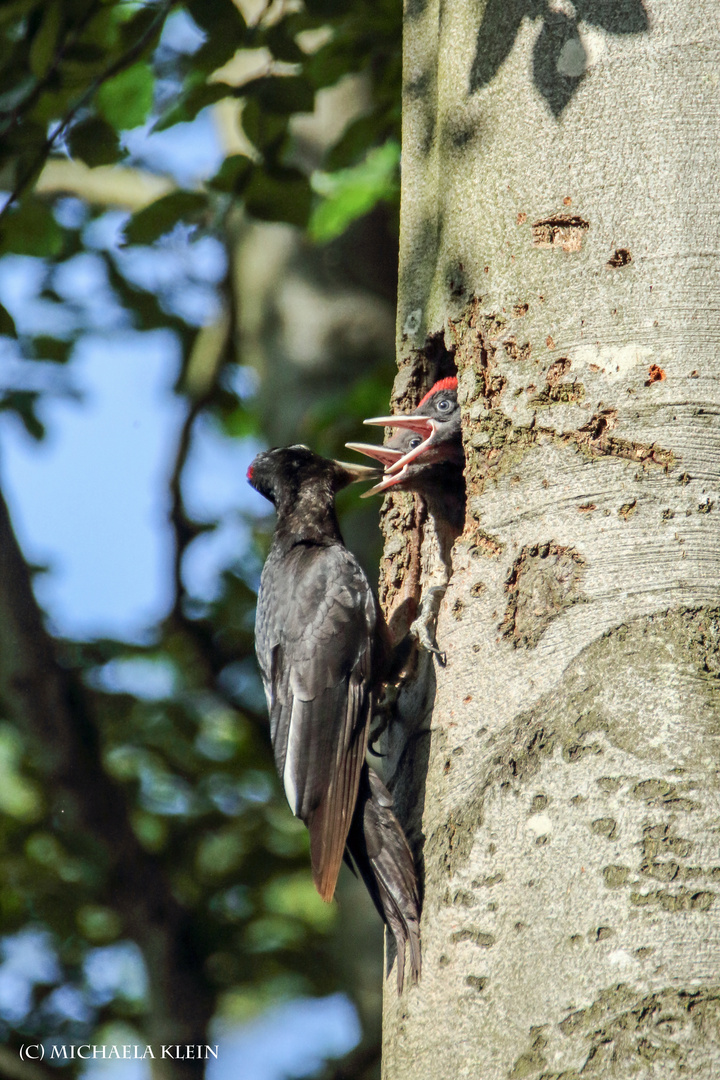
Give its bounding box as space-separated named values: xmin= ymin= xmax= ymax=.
xmin=256 ymin=541 xmax=376 ymax=901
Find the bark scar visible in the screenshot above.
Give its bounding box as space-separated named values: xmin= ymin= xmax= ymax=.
xmin=501 ymin=542 xmax=588 ymax=649
xmin=531 ymin=214 xmax=589 ymax=252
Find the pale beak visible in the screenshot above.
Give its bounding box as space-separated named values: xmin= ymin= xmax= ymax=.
xmin=344 ymin=441 xmax=406 ymax=469
xmin=361 ymin=415 xmax=439 ymax=474
xmin=332 ymin=460 xmax=382 ymax=483
xmin=359 ymin=463 xmax=413 ymax=498
xmin=363 ymin=414 xmax=434 ymax=437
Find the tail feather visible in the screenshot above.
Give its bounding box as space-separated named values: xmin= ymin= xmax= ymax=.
xmin=346 ymin=765 xmax=421 ymax=992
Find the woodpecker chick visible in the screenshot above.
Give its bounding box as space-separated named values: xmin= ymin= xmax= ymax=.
xmin=346 ymin=379 xmax=465 ymax=658
xmin=249 ymin=446 xmax=380 ymax=902
xmin=346 ymin=377 xmax=462 ymax=500
xmin=346 ymin=377 xmax=464 ymax=531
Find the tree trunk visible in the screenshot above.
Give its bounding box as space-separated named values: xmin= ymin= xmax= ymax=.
xmin=381 ymin=2 xmax=720 ymax=1076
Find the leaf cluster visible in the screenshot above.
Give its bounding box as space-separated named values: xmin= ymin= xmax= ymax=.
xmin=0 ymin=1 xmax=400 ymax=1075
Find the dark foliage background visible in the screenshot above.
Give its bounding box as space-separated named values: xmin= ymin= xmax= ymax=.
xmin=0 ymin=1 xmax=401 ymax=1077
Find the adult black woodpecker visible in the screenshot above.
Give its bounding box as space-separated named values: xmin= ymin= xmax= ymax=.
xmin=248 ymin=446 xmax=422 ymax=990
xmin=248 ymin=445 xmax=380 ymax=902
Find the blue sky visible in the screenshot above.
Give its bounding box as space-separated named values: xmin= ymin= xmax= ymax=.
xmin=0 ymin=327 xmax=184 ymax=639
xmin=0 ymin=264 xmax=359 ymax=1080
xmin=0 ymin=319 xmax=266 ymax=641
xmin=0 ymin=9 xmax=361 ymax=1072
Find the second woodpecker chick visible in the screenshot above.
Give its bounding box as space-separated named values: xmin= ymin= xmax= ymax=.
xmin=346 ymin=376 xmax=464 ymax=524
xmin=355 ymin=376 xmax=461 ymax=480
xmin=346 ymin=378 xmax=465 ymax=657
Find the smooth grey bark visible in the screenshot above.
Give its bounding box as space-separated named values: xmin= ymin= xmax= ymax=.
xmin=381 ymin=2 xmax=720 ymax=1077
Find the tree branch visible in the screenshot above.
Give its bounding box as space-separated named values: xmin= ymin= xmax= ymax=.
xmin=162 ymin=305 xmax=269 ymax=733
xmin=0 ymin=483 xmax=213 ymax=1080
xmin=35 ymin=159 xmax=174 ymax=210
xmin=0 ymin=0 xmax=176 ymax=222
xmin=317 ymin=1040 xmax=381 ymax=1080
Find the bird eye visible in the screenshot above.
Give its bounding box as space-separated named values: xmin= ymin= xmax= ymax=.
xmin=436 ymin=397 xmax=451 ymax=412
xmin=409 ymin=436 xmax=421 ymax=449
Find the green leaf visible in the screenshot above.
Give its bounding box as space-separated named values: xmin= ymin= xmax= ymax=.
xmin=119 ymin=3 xmax=166 ymax=51
xmin=325 ymin=113 xmax=388 ymax=170
xmin=29 ymin=1 xmax=62 ymax=78
xmin=309 ymin=139 xmax=399 ymax=242
xmin=97 ymin=61 xmax=154 ymax=131
xmin=219 ymin=404 xmax=256 ymax=438
xmin=33 ymin=335 xmax=72 ymax=363
xmin=240 ymin=100 xmax=287 ymax=153
xmin=0 ymin=72 xmax=36 ymax=117
xmin=0 ymin=391 xmax=45 ymax=440
xmin=123 ymin=191 xmax=208 ymax=246
xmin=265 ymin=873 xmax=335 ymax=930
xmin=186 ymin=0 xmax=246 ymax=35
xmin=191 ymin=34 xmax=242 ymax=76
xmin=63 ymin=42 xmax=105 ymax=65
xmin=241 ymin=75 xmax=314 ymax=116
xmin=0 ymin=302 xmax=16 ymax=337
xmin=77 ymin=904 xmax=122 ymax=944
xmin=0 ymin=199 xmax=64 ymax=257
xmin=263 ymin=23 xmax=304 ymax=64
xmin=244 ymin=166 xmax=312 ymax=228
xmin=304 ymin=39 xmax=363 ymax=91
xmin=153 ymin=81 xmax=234 ymax=133
xmin=68 ymin=116 xmax=124 ymax=167
xmin=303 ymin=0 xmax=341 ymax=16
xmin=208 ymin=154 xmax=254 ymax=195
xmin=0 ymin=1 xmax=38 ymax=26
xmin=0 ymin=118 xmax=45 ymax=154
xmin=27 ymin=78 xmax=78 ymax=123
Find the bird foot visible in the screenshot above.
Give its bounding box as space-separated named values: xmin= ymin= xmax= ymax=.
xmin=409 ymin=586 xmax=447 ymax=665
xmin=369 ymin=684 xmax=399 ymax=755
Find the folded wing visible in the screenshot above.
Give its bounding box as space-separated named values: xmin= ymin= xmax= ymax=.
xmin=256 ymin=541 xmax=376 ymax=901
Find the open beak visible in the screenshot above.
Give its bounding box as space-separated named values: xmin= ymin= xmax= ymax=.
xmin=362 ymin=415 xmax=438 ymax=474
xmin=359 ymin=463 xmax=413 ymax=498
xmin=345 ymin=441 xmax=406 ymax=469
xmin=363 ymin=414 xmax=434 ymax=438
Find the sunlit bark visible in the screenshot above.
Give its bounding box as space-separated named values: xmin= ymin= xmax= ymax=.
xmin=382 ymin=2 xmax=720 ymax=1076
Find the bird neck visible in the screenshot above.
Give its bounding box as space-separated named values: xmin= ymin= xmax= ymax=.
xmin=413 ymin=466 xmax=466 ymax=532
xmin=275 ymin=487 xmax=344 ymax=547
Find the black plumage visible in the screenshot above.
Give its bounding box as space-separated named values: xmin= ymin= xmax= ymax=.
xmin=346 ymin=765 xmax=421 ymax=993
xmin=249 ymin=446 xmax=378 ymax=902
xmin=248 ymin=446 xmax=421 ymax=992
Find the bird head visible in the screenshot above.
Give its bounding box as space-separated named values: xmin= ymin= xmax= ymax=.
xmin=247 ymin=445 xmax=380 ymax=506
xmin=345 ymin=377 xmax=462 ymax=496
